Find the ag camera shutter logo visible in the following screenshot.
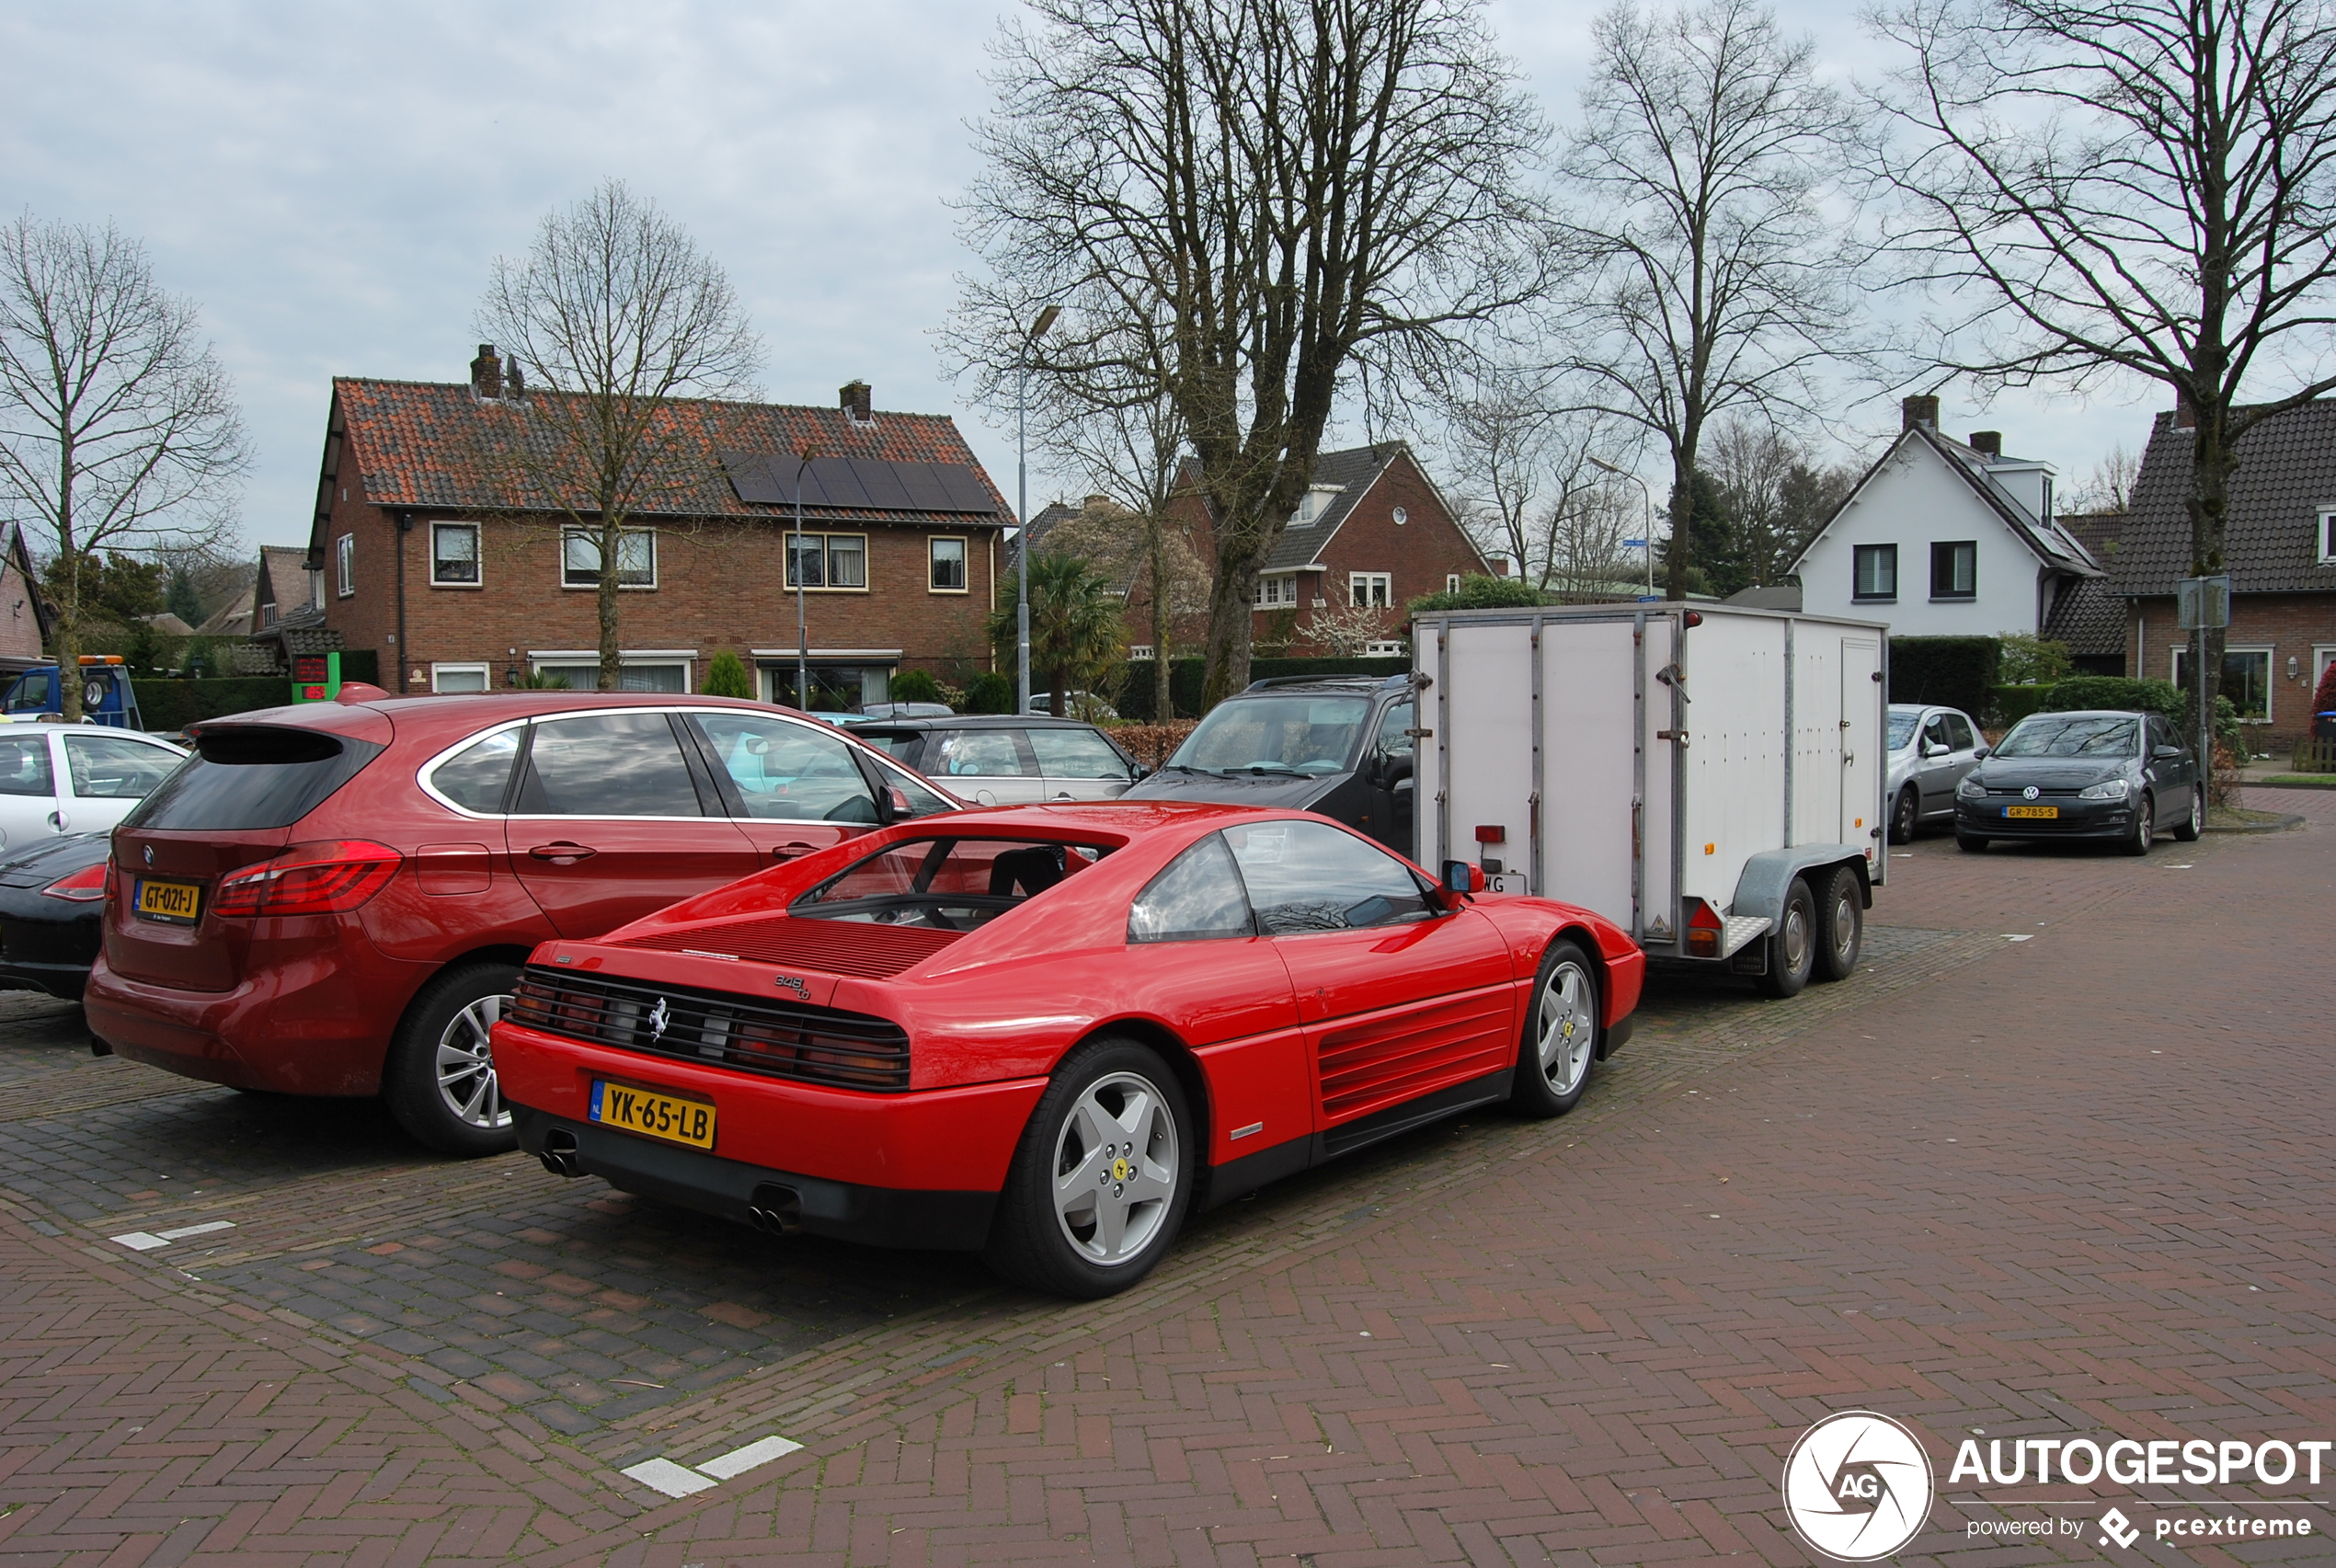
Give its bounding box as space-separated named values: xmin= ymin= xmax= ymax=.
xmin=1782 ymin=1411 xmax=1936 ymax=1561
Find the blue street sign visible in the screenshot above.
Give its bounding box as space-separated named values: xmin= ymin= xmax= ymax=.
xmin=1622 ymin=538 xmax=1649 ymax=549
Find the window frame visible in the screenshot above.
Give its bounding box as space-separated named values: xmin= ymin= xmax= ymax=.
xmin=1929 ymin=540 xmax=1977 ymax=601
xmin=1348 ymin=571 xmax=1391 ymax=609
xmin=560 ymin=527 xmax=658 ymax=590
xmin=1852 ymin=543 xmax=1898 ymax=602
xmin=1255 ymin=574 xmax=1297 ymax=609
xmin=928 ymin=535 xmax=968 ymax=593
xmin=2319 ymin=508 xmax=2336 ymax=565
xmin=430 ymin=521 xmax=483 ymax=589
xmin=429 ymin=661 xmax=492 ymax=693
xmin=1446 ymin=573 xmax=1460 ymax=594
xmin=335 ymin=532 xmax=355 ymax=598
xmin=2170 ymin=643 xmax=2276 ymax=724
xmin=783 ymin=531 xmax=871 ymax=593
xmin=529 ymin=658 xmax=691 ymax=693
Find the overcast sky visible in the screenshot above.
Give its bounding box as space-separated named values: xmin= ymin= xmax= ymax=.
xmin=2 ymin=0 xmax=2163 ymax=557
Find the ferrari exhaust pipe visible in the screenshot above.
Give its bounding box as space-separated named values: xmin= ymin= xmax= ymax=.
xmin=538 ymin=1129 xmax=581 ymax=1179
xmin=748 ymin=1184 xmax=802 ymax=1236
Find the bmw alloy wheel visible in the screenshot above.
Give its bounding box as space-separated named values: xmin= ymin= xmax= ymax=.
xmin=1050 ymin=1070 xmax=1179 ymax=1267
xmin=1536 ymin=956 xmax=1597 ymax=1098
xmin=435 ymin=992 xmax=511 ymax=1130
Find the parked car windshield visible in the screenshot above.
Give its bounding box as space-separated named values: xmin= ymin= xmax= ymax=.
xmin=1887 ymin=710 xmax=1921 ymax=750
xmin=793 ymin=834 xmax=1108 ymax=929
xmin=1994 ymin=715 xmax=2139 ymax=759
xmin=1167 ymin=695 xmax=1370 ymax=775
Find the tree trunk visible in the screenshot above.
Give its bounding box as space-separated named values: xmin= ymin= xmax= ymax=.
xmin=1665 ymin=441 xmax=1694 ymax=601
xmin=2187 ymin=398 xmax=2233 ymax=761
xmin=1149 ymin=515 xmax=1173 ymax=721
xmin=55 ymin=451 xmax=81 ymax=721
xmin=597 ymin=514 xmax=622 ymax=692
xmin=1200 ymin=549 xmax=1262 ymax=708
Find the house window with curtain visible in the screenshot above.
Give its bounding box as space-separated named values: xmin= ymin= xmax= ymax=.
xmin=1929 ymin=540 xmax=1976 ymax=599
xmin=784 ymin=532 xmax=868 ymax=590
xmin=1349 ymin=572 xmax=1391 ymax=608
xmin=1853 ymin=544 xmax=1897 ymax=601
xmin=929 ymin=536 xmax=967 ymax=591
xmin=335 ymin=533 xmax=354 ymax=598
xmin=431 ymin=522 xmax=481 ymax=586
xmin=561 ymin=529 xmax=656 ymax=589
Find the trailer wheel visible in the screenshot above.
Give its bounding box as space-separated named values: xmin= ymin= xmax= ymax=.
xmin=1758 ymin=878 xmax=1815 ymax=999
xmin=1509 ymin=939 xmax=1600 ymax=1117
xmin=1812 ymin=866 xmax=1861 ymax=983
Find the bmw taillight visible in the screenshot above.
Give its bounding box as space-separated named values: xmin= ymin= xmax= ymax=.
xmin=213 ymin=841 xmax=403 ymax=917
xmin=41 ymin=861 xmax=110 ymax=901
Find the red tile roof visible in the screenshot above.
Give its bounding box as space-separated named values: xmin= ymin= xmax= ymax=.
xmin=332 ymin=378 xmax=1011 ymax=525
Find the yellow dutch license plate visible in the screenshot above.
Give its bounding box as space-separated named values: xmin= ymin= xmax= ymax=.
xmin=590 ymin=1080 xmax=716 ymax=1150
xmin=2004 ymin=805 xmax=2059 ymax=819
xmin=134 ymin=877 xmax=202 ymax=924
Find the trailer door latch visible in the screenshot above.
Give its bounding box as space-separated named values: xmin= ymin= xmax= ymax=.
xmin=1657 ymin=728 xmax=1689 ymax=745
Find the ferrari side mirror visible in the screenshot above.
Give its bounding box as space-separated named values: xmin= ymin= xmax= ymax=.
xmin=1440 ymin=860 xmax=1484 ymax=895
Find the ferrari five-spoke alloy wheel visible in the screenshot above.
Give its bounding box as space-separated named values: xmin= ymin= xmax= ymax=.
xmin=1050 ymin=1071 xmax=1179 ymax=1266
xmin=987 ymin=1036 xmax=1195 ymax=1299
xmin=1510 ymin=939 xmax=1600 ymax=1117
xmin=2173 ymin=785 xmax=2204 ymax=841
xmin=384 ymin=962 xmax=521 ymax=1157
xmin=2121 ymin=792 xmax=2155 ymax=856
xmin=1889 ymin=787 xmax=1918 ymax=844
xmin=1813 ymin=865 xmax=1862 ymax=983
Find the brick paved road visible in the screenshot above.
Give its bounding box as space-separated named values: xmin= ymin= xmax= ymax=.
xmin=2 ymin=792 xmax=2330 ymax=1565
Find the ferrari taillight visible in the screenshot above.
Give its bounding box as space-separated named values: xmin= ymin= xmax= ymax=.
xmin=41 ymin=861 xmax=109 ymax=901
xmin=213 ymin=840 xmax=403 ymax=917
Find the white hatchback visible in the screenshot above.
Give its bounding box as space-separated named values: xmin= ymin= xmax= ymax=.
xmin=0 ymin=727 xmax=187 ymax=855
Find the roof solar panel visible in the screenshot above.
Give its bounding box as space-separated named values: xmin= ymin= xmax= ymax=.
xmin=718 ymin=451 xmax=998 ymax=514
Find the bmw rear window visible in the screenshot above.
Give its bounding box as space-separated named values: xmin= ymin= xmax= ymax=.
xmin=123 ymin=727 xmax=385 ymax=831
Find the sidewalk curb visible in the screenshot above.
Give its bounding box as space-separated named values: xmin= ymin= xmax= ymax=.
xmin=2204 ymin=812 xmax=2308 ymax=833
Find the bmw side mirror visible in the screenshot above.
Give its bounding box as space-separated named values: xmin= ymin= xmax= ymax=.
xmin=1440 ymin=860 xmax=1484 ymax=895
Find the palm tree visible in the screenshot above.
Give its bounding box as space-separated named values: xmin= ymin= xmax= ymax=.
xmin=989 ymin=551 xmax=1125 ymax=718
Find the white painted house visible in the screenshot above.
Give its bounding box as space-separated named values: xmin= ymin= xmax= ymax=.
xmin=1794 ymin=395 xmax=2102 ymax=637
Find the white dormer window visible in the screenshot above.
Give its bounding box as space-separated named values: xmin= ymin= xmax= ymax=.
xmin=1291 ymin=485 xmax=1343 ymax=525
xmin=2320 ymin=508 xmax=2336 ymax=564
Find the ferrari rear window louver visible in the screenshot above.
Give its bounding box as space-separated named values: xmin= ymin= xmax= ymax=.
xmin=510 ymin=969 xmax=910 ymax=1093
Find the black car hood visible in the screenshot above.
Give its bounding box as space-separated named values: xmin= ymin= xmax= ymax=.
xmin=1970 ymin=756 xmax=2130 ymax=790
xmin=1122 ymin=768 xmax=1342 ymax=811
xmin=0 ymin=831 xmax=109 ymax=887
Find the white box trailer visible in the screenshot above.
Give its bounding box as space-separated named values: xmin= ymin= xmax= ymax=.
xmin=1412 ymin=602 xmax=1889 ymax=993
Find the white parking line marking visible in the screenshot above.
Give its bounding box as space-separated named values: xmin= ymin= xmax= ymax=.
xmin=698 ymin=1435 xmax=803 ymax=1479
xmin=2002 ymin=933 xmax=2034 ymax=942
xmin=109 ymin=1219 xmax=236 ymax=1252
xmin=622 ymin=1458 xmax=718 ymax=1498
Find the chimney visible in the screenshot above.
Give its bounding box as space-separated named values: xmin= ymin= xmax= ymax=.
xmin=470 ymin=344 xmax=503 ymax=400
xmin=2173 ymin=390 xmax=2196 ymax=429
xmin=1968 ymin=430 xmax=2001 ymax=458
xmin=840 ymin=379 xmax=873 ymax=424
xmin=1901 ymin=394 xmax=1940 ymax=432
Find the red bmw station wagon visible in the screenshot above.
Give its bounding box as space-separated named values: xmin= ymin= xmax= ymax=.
xmin=493 ymin=804 xmax=1644 ymax=1297
xmin=84 ymin=688 xmax=956 ymax=1153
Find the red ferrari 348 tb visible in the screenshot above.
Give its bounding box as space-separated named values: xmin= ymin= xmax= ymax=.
xmin=493 ymin=803 xmax=1643 ymax=1298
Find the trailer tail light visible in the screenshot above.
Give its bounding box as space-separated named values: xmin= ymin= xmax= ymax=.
xmin=41 ymin=861 xmax=110 ymax=901
xmin=1685 ymin=898 xmax=1723 ymax=956
xmin=213 ymin=841 xmax=403 ymax=917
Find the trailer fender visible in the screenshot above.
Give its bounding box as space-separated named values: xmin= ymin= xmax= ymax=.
xmin=1731 ymin=845 xmax=1869 ymax=926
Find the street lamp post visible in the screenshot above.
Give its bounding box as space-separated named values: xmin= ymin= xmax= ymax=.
xmin=1586 ymin=455 xmax=1655 ymax=599
xmin=1016 ymin=303 xmax=1062 ymax=715
xmin=794 ymin=448 xmax=816 ymax=709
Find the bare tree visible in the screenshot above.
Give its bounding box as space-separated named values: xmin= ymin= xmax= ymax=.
xmin=0 ymin=215 xmax=246 ymax=717
xmin=2067 ymin=443 xmax=2140 ymax=514
xmin=1870 ymin=0 xmax=2336 ymax=742
xmin=475 ymin=179 xmax=760 ymax=690
xmin=1437 ymin=370 xmax=1643 ymax=590
xmin=1702 ymin=414 xmax=1849 ymax=586
xmin=1556 ymin=0 xmax=1860 ymax=601
xmin=955 ymin=0 xmax=1548 ymax=705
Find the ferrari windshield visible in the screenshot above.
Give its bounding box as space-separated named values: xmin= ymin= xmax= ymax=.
xmin=1994 ymin=715 xmax=2138 ymax=758
xmin=1165 ymin=694 xmax=1371 ymax=775
xmin=793 ymin=835 xmax=1108 ymax=930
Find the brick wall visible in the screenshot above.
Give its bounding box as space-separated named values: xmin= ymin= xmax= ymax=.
xmin=0 ymin=550 xmax=44 ymax=662
xmin=319 ymin=491 xmax=1003 ymax=692
xmin=2124 ymin=590 xmax=2336 ymax=747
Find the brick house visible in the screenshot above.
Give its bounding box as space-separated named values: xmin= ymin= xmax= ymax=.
xmin=306 ymin=351 xmax=1009 ymax=707
xmin=2108 ymin=399 xmax=2336 ymax=750
xmin=1156 ymin=442 xmax=1489 ymax=657
xmin=0 ymin=524 xmax=52 ymax=676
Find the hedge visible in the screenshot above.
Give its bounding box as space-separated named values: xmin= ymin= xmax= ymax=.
xmin=2034 ymin=674 xmax=2247 ymax=757
xmin=132 ymin=649 xmax=381 ymax=733
xmin=1888 ymin=636 xmax=1999 ymax=720
xmin=1115 ymin=656 xmax=1410 ymax=721
xmin=1988 ymin=684 xmax=2056 ymax=728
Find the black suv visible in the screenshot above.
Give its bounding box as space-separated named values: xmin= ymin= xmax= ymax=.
xmin=1120 ymin=674 xmax=1421 ymax=853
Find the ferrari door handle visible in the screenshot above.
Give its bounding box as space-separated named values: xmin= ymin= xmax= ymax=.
xmin=769 ymin=841 xmax=816 ymax=860
xmin=528 ymin=841 xmax=597 ymax=863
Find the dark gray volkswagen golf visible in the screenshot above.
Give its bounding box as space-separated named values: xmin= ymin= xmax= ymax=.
xmin=1952 ymin=709 xmax=2203 ymax=855
xmin=1121 ymin=674 xmax=1422 ymax=853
